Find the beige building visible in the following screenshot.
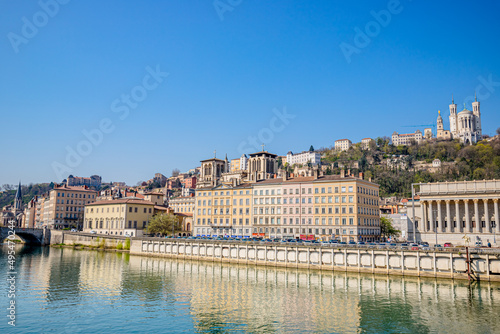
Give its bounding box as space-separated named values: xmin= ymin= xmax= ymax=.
xmin=143 ymin=192 xmax=165 ymax=206
xmin=169 ymin=195 xmax=195 ymax=214
xmin=407 ymin=180 xmax=500 ymax=246
xmin=83 ymin=198 xmax=155 ymax=237
xmin=193 ymin=175 xmax=380 ymax=241
xmin=42 ymin=185 xmax=97 ymax=230
xmin=230 ymin=158 xmax=241 ymax=172
xmin=335 ymin=139 xmax=352 ymax=151
xmin=391 ymin=130 xmax=423 ymax=146
xmin=361 ymin=138 xmax=373 ymax=150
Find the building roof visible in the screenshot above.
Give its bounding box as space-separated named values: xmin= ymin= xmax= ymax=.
xmin=335 ymin=139 xmax=351 ymax=142
xmin=248 ymin=151 xmax=278 ymax=158
xmin=200 ymin=157 xmax=225 ymax=162
xmin=53 ymin=185 xmax=96 ymax=192
xmin=86 ymin=199 xmax=155 ymax=206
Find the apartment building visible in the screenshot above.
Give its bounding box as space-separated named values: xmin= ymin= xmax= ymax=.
xmin=193 ymin=175 xmax=380 ymax=241
xmin=286 ymin=151 xmax=321 ymax=166
xmin=391 ymin=130 xmax=423 ymax=146
xmin=335 ymin=139 xmax=352 ymax=151
xmin=169 ymin=195 xmax=195 ymax=214
xmin=43 ymin=184 xmax=98 ymax=230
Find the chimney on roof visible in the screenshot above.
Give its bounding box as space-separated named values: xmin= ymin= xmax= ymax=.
xmin=341 ymin=169 xmax=345 ymax=178
xmin=359 ymin=172 xmax=364 ymax=180
xmin=369 ymin=177 xmax=372 ymax=182
xmin=314 ymin=169 xmax=319 ymax=180
xmin=348 ymin=169 xmax=351 ymax=177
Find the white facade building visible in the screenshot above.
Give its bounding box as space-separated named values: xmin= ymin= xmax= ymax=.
xmin=335 ymin=139 xmax=352 ymax=151
xmin=391 ymin=130 xmax=423 ymax=146
xmin=286 ymin=151 xmax=321 ymax=166
xmin=361 ymin=138 xmax=373 ymax=150
xmin=449 ymin=95 xmax=482 ymax=144
xmin=240 ymin=154 xmax=248 ymax=171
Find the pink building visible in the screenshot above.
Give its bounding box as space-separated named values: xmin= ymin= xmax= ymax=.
xmin=183 ymin=176 xmax=197 ymax=189
xmin=281 ymin=177 xmax=314 ymax=239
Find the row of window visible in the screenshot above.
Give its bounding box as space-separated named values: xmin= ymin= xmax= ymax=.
xmin=56 ymin=206 xmax=83 ymax=212
xmin=198 ymin=185 xmax=379 ymax=197
xmin=57 ymin=192 xmax=95 ymax=199
xmin=85 ymin=220 xmax=147 ymax=229
xmin=55 ymin=213 xmax=81 ymax=219
xmin=56 ymin=199 xmax=92 ymax=205
xmin=195 ymin=227 xmax=378 ymax=236
xmin=86 ymin=206 xmax=153 ymax=214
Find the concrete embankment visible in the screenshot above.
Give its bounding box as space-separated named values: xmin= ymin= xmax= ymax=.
xmin=50 ymin=230 xmax=128 ymax=249
xmin=49 ymin=233 xmax=500 ymax=282
xmin=130 ymin=238 xmax=500 ymax=282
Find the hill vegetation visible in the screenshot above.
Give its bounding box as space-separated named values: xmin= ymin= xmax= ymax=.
xmin=0 ymin=183 xmax=54 ymax=209
xmin=320 ymin=136 xmax=500 ymax=198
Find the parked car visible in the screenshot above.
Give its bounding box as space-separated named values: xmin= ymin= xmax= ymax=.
xmin=90 ymin=230 xmax=97 ymax=234
xmin=70 ymin=229 xmax=78 ymax=232
xmin=444 ymin=243 xmax=453 ymax=247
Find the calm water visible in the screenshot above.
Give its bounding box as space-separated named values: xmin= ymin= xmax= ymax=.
xmin=1 ymin=245 xmax=500 ymax=334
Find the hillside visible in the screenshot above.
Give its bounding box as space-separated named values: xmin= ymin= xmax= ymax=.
xmin=0 ymin=183 xmax=54 ymax=209
xmin=320 ymin=136 xmax=500 ymax=198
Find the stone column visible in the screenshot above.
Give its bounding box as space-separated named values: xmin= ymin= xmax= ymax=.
xmin=473 ymin=199 xmax=481 ymax=233
xmin=429 ymin=201 xmax=434 ymax=232
xmin=455 ymin=200 xmax=461 ymax=233
xmin=494 ymin=199 xmax=500 ymax=234
xmin=484 ymin=199 xmax=491 ymax=233
xmin=437 ymin=201 xmax=443 ymax=233
xmin=445 ymin=200 xmax=452 ymax=233
xmin=464 ymin=200 xmax=471 ymax=233
xmin=420 ymin=201 xmax=427 ymax=232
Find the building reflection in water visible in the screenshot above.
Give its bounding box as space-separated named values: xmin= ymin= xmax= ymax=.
xmin=6 ymin=245 xmax=499 ymax=333
xmin=127 ymin=256 xmax=500 ymax=333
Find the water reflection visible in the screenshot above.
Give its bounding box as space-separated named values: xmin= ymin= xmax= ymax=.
xmin=0 ymin=245 xmax=499 ymax=333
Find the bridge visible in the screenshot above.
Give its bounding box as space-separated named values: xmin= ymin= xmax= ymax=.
xmin=0 ymin=227 xmax=51 ymax=245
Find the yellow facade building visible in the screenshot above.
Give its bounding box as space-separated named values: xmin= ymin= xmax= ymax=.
xmin=83 ymin=198 xmax=155 ymax=237
xmin=193 ymin=175 xmax=380 ymax=241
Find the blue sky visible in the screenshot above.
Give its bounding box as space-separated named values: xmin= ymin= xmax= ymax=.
xmin=1 ymin=0 xmax=499 ymax=186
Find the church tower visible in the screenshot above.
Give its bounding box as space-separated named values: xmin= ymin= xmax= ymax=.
xmin=472 ymin=92 xmax=482 ymax=139
xmin=14 ymin=182 xmax=22 ymax=212
xmin=449 ymin=95 xmax=458 ymax=137
xmin=436 ymin=110 xmax=443 ymax=137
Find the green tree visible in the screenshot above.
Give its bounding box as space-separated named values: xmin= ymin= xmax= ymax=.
xmin=309 ymin=145 xmax=314 ymax=152
xmin=147 ymin=213 xmax=181 ymax=236
xmin=380 ymin=216 xmax=400 ymax=240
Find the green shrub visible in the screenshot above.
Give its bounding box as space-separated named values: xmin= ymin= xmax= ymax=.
xmin=116 ymin=242 xmax=123 ymax=250
xmin=124 ymin=238 xmax=131 ymax=250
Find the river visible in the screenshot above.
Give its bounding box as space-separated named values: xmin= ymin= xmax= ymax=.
xmin=1 ymin=245 xmax=499 ymax=333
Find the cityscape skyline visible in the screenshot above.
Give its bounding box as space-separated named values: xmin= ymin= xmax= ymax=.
xmin=1 ymin=1 xmax=500 ymax=185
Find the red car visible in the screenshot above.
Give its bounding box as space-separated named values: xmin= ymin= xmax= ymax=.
xmin=444 ymin=243 xmax=453 ymax=247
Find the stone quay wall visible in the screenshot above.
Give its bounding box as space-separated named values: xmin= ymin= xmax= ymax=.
xmin=130 ymin=239 xmax=500 ymax=282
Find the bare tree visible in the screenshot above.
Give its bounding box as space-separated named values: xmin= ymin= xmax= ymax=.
xmin=172 ymin=168 xmax=181 ymax=177
xmin=496 ymin=127 xmax=500 ymax=135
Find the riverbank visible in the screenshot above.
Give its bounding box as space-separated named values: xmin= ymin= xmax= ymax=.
xmin=48 ymin=232 xmax=500 ymax=282
xmin=130 ymin=238 xmax=500 ymax=282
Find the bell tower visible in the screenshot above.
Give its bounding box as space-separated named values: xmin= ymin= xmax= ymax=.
xmin=472 ymin=92 xmax=481 ymax=139
xmin=449 ymin=95 xmax=457 ymax=137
